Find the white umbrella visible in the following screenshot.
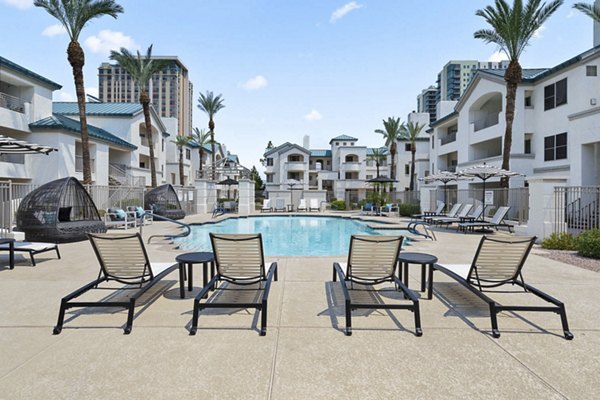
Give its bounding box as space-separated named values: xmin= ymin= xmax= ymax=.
xmin=419 ymin=171 xmax=472 ymax=212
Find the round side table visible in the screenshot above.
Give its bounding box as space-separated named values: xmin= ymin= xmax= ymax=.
xmin=397 ymin=252 xmax=438 ymax=300
xmin=175 ymin=252 xmax=215 ymax=299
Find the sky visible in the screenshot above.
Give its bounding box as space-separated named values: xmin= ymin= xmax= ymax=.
xmin=0 ymin=0 xmax=595 ymax=174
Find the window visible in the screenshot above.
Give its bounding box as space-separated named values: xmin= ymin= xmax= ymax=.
xmin=431 ymin=135 xmax=435 ymax=149
xmin=185 ymin=149 xmax=191 ymax=160
xmin=343 ymin=142 xmax=347 ymax=146
xmin=405 ymin=143 xmax=411 ymax=152
xmin=266 ymin=174 xmax=273 ymax=183
xmin=345 ymin=172 xmax=353 ymax=179
xmin=544 ymin=133 xmax=567 ymax=161
xmin=405 ymin=164 xmax=410 ymax=175
xmin=586 ymin=65 xmax=597 ymax=76
xmin=544 ymin=78 xmax=567 ymax=110
xmin=336 ymin=142 xmax=339 ymax=146
xmin=351 ymin=142 xmax=354 ymax=146
xmin=266 ymin=158 xmax=273 ymax=166
xmin=524 ymin=134 xmax=532 ymax=154
xmin=366 ymin=175 xmax=373 ymax=180
xmin=524 ymin=96 xmax=532 ymax=107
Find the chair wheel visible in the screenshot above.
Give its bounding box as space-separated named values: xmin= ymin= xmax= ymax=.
xmin=124 ymin=327 xmax=131 ymax=335
xmin=52 ymin=327 xmax=61 ymax=335
xmin=189 ymin=328 xmax=197 ymax=336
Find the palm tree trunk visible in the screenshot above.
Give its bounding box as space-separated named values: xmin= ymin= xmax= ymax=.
xmin=199 ymin=149 xmax=203 ymax=172
xmin=179 ymin=147 xmax=184 ymax=186
xmin=502 ymin=61 xmax=522 ymax=188
xmin=140 ymin=92 xmax=157 ymax=187
xmin=390 ymin=143 xmax=396 ymax=180
xmin=67 ymin=40 xmax=91 ymax=184
xmin=209 ymin=121 xmax=215 ymax=180
xmin=409 ymin=147 xmax=416 ymax=191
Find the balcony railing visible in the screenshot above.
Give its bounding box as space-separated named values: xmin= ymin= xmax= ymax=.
xmin=440 ymin=132 xmax=457 ymax=145
xmin=0 ymin=153 xmax=25 ymax=164
xmin=75 ymin=155 xmax=96 ymax=173
xmin=473 ymin=114 xmax=499 ymax=132
xmin=0 ymin=92 xmax=26 ymax=113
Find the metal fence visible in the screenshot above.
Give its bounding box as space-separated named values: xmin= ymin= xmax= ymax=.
xmin=554 ymin=186 xmax=600 ymax=235
xmin=429 ymin=187 xmax=529 ymax=223
xmin=173 ymin=185 xmax=198 ymax=215
xmin=394 ymin=191 xmax=420 ymax=205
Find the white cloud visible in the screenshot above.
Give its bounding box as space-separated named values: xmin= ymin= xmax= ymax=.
xmin=488 ymin=51 xmax=508 ymax=62
xmin=242 ymin=75 xmax=268 ymax=90
xmin=330 ymin=1 xmax=363 ymax=24
xmin=304 ymin=109 xmax=323 ymax=121
xmin=1 ymin=0 xmax=33 ymax=10
xmin=86 ymin=87 xmax=99 ymax=99
xmin=56 ymin=91 xmax=75 ymax=102
xmin=532 ymin=25 xmax=546 ymax=39
xmin=84 ymin=30 xmax=138 ymax=55
xmin=41 ymin=24 xmax=67 ymax=37
xmin=566 ymin=10 xmax=576 ymax=19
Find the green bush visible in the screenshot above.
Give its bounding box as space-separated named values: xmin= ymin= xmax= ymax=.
xmin=398 ymin=203 xmax=420 ymax=217
xmin=577 ymin=229 xmax=600 ymax=259
xmin=330 ymin=200 xmax=346 ymax=210
xmin=541 ymin=232 xmax=578 ymax=250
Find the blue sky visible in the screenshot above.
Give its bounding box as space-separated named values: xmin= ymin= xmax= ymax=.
xmin=0 ymin=0 xmax=595 ymax=173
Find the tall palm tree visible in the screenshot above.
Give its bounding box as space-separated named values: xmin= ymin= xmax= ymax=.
xmin=190 ymin=127 xmax=211 ymax=177
xmin=573 ymin=2 xmax=600 ymax=22
xmin=374 ymin=117 xmax=404 ymax=180
xmin=110 ymin=45 xmax=169 ymax=187
xmin=34 ymin=0 xmax=123 ymax=184
xmin=367 ymin=147 xmax=387 ymax=177
xmin=197 ymin=91 xmax=225 ymax=180
xmin=474 ymin=0 xmax=563 ymax=187
xmin=401 ymin=121 xmax=425 ymax=191
xmin=172 ymin=135 xmax=191 ymax=186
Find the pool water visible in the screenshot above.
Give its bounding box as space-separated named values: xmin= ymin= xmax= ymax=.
xmin=174 ymin=216 xmax=409 ymax=256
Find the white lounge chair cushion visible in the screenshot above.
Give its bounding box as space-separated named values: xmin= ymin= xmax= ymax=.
xmin=437 ymin=264 xmax=471 ymax=280
xmin=0 ymin=242 xmax=56 ymax=251
xmin=151 ymin=262 xmax=177 ymax=276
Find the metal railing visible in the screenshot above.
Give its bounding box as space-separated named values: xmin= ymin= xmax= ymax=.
xmin=440 ymin=131 xmax=456 ymax=145
xmin=145 ymin=213 xmax=191 ymax=244
xmin=0 ymin=92 xmax=26 ymax=113
xmin=473 ymin=114 xmax=499 ymax=131
xmin=554 ymin=186 xmax=600 ymax=235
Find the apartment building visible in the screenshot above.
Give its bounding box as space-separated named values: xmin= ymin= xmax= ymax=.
xmin=263 ymin=134 xmax=388 ymax=203
xmin=98 ymin=57 xmax=194 ymax=138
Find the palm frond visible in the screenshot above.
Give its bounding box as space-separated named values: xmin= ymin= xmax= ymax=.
xmin=197 ymin=91 xmax=226 ymax=118
xmin=573 ymin=2 xmax=600 ymax=23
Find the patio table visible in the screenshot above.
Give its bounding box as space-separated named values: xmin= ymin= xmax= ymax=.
xmin=175 ymin=252 xmax=215 ymax=299
xmin=398 ymin=252 xmax=437 ymax=299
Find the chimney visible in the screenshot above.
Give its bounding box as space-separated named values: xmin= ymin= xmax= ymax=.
xmin=595 ymin=0 xmax=600 ymax=47
xmin=303 ymin=135 xmax=310 ymax=149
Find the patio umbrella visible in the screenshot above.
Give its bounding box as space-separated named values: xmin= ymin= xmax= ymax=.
xmin=419 ymin=171 xmax=472 ymax=212
xmin=218 ymin=178 xmax=238 ymax=200
xmin=458 ymin=162 xmax=523 ymax=218
xmin=0 ymin=134 xmax=56 ymax=155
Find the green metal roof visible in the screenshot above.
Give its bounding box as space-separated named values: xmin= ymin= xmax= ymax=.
xmin=310 ymin=149 xmax=332 ymax=157
xmin=0 ymin=56 xmax=62 ymax=90
xmin=329 ymin=134 xmax=358 ymax=143
xmin=53 ymin=102 xmax=143 ymax=116
xmin=29 ymin=114 xmax=137 ymax=150
xmin=479 ymin=68 xmax=549 ymax=82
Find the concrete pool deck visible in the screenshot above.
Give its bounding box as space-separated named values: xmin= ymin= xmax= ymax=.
xmin=0 ymin=212 xmax=598 ymax=399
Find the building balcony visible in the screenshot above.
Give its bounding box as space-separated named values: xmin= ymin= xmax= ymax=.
xmin=284 ymin=161 xmax=307 ymax=171
xmin=473 ymin=113 xmax=499 ymax=132
xmin=0 ymin=92 xmax=26 ymax=113
xmin=341 ymin=162 xmax=362 ymax=172
xmin=440 ymin=131 xmax=456 ymax=145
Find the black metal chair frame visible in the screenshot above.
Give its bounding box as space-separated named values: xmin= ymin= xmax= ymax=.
xmin=52 ymin=233 xmax=177 ymax=335
xmin=0 ymin=243 xmax=61 ymax=266
xmin=332 ymin=235 xmax=422 ymax=337
xmin=190 ymin=233 xmax=278 ymax=336
xmin=431 ymin=236 xmax=573 ymax=340
xmin=457 ymin=206 xmax=513 ymax=233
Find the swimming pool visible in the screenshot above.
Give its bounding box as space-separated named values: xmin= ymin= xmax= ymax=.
xmin=174 ymin=216 xmax=409 ymax=256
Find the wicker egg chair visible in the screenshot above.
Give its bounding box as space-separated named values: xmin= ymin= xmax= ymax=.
xmin=144 ymin=184 xmax=186 ymax=220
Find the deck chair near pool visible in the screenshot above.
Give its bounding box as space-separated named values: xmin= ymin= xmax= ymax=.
xmin=190 ymin=233 xmax=278 ymax=336
xmin=333 ymin=235 xmax=422 ymax=337
xmin=432 ymin=236 xmax=573 ymax=340
xmin=297 ymin=198 xmax=307 ymax=212
xmin=430 ymin=204 xmax=472 ymax=226
xmin=261 ymin=199 xmax=273 ymax=212
xmin=0 ymin=241 xmax=60 ymax=266
xmin=309 ymin=198 xmax=320 ymax=212
xmin=410 ymin=202 xmax=445 ymax=221
xmin=423 ymin=203 xmax=462 ymax=224
xmin=52 ymin=233 xmax=177 ymax=335
xmin=457 ymin=206 xmax=512 ymax=233
xmin=274 ymin=198 xmax=286 ymax=212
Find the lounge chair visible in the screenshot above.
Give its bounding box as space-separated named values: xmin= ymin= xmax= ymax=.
xmin=381 ymin=203 xmax=399 ymax=215
xmin=297 ymin=199 xmax=307 ymax=212
xmin=430 ymin=204 xmax=472 ymax=226
xmin=274 ymin=198 xmax=286 ymax=212
xmin=211 ymin=202 xmax=226 ymax=218
xmin=410 ymin=202 xmax=444 ymax=221
xmin=361 ymin=202 xmax=375 ymax=215
xmin=309 ymin=198 xmax=320 ymax=212
xmin=127 ymin=206 xmax=153 ymax=225
xmin=190 ymin=233 xmax=278 ymax=336
xmin=52 ymin=233 xmax=177 ymax=335
xmin=105 ymin=207 xmax=137 ymax=229
xmin=0 ymin=241 xmax=60 ymax=266
xmin=457 ymin=206 xmax=512 ymax=233
xmin=432 ymin=236 xmax=573 ymax=340
xmin=261 ymin=199 xmax=272 ymax=212
xmin=423 ymin=203 xmax=462 ymax=224
xmin=332 ymin=235 xmax=422 ymax=336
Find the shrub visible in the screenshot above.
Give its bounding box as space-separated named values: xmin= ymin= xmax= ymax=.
xmin=398 ymin=203 xmax=420 ymax=217
xmin=541 ymin=232 xmax=578 ymax=250
xmin=577 ymin=229 xmax=600 ymax=259
xmin=330 ymin=200 xmax=346 ymax=210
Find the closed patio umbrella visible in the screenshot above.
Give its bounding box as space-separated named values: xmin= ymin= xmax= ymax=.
xmin=419 ymin=171 xmax=472 ymax=213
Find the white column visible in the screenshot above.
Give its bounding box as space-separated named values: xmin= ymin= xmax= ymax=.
xmin=526 ymin=177 xmax=568 ymax=240
xmin=237 ymin=179 xmax=253 ymax=215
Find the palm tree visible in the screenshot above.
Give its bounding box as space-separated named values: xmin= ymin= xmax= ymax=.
xmin=573 ymin=2 xmax=600 ymax=22
xmin=190 ymin=127 xmax=211 ymax=176
xmin=34 ymin=0 xmax=123 ymax=184
xmin=367 ymin=147 xmax=387 ymax=177
xmin=374 ymin=117 xmax=404 ymax=180
xmin=110 ymin=45 xmax=169 ymax=188
xmin=197 ymin=91 xmax=225 ymax=180
xmin=474 ymin=0 xmax=563 ymax=187
xmin=401 ymin=121 xmax=425 ymax=191
xmin=172 ymin=135 xmax=191 ymax=186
